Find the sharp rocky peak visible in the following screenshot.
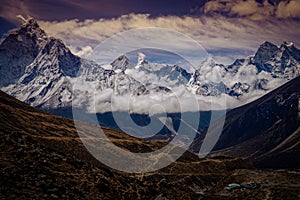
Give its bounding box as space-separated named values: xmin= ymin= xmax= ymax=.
xmin=11 ymin=17 xmax=47 ymax=43
xmin=39 ymin=37 xmax=81 ymax=77
xmin=0 ymin=18 xmax=49 ymax=86
xmin=254 ymin=41 xmax=278 ymax=59
xmin=116 ymin=55 xmax=129 ymax=62
xmin=252 ymin=41 xmax=300 ymax=73
xmin=280 ymin=41 xmax=300 ymax=55
xmin=42 ymin=37 xmax=72 ymax=56
xmin=1 ymin=17 xmax=48 ymax=47
xmin=21 ymin=18 xmax=44 ymax=32
xmin=0 ymin=17 xmax=81 ymax=86
xmin=111 ymin=55 xmax=132 ymax=72
xmin=254 ymin=41 xmax=299 ymax=59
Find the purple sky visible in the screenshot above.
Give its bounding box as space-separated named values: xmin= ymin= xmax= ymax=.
xmin=1 ymin=0 xmax=202 ymax=22
xmin=1 ymin=0 xmax=300 ymax=64
xmin=0 ymin=0 xmax=202 ymax=37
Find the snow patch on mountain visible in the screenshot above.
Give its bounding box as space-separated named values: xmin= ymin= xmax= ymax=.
xmin=136 ymin=52 xmax=147 ymax=68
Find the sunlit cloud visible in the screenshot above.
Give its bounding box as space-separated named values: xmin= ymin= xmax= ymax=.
xmin=69 ymin=45 xmax=93 ymax=58
xmin=276 ymin=0 xmax=300 ymax=18
xmin=38 ymin=13 xmax=300 ymax=64
xmin=202 ymin=0 xmax=300 ymax=20
xmin=2 ymin=0 xmax=300 ymax=64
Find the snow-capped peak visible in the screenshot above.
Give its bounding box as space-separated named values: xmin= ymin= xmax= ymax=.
xmin=18 ymin=17 xmax=48 ymax=41
xmin=0 ymin=17 xmax=49 ymax=87
xmin=111 ymin=55 xmax=132 ymax=72
xmin=283 ymin=41 xmax=294 ymax=47
xmin=40 ymin=37 xmax=81 ymax=77
xmin=136 ymin=52 xmax=147 ymax=69
xmin=23 ymin=17 xmax=39 ymax=27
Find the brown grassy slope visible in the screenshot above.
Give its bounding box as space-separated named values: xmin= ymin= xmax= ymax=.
xmin=1 ymin=91 xmax=299 ymax=199
xmin=0 ymin=90 xmax=252 ymax=199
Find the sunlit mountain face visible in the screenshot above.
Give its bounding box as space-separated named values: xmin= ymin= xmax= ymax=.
xmin=0 ymin=0 xmax=300 ymax=199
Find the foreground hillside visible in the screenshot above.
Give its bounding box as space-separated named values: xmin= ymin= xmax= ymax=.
xmin=191 ymin=75 xmax=300 ymax=169
xmin=0 ymin=91 xmax=300 ymax=199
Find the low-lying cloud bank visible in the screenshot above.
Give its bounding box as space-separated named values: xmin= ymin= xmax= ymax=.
xmin=70 ymin=53 xmax=287 ymax=115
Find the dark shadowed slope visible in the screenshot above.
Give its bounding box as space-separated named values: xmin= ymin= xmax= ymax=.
xmin=1 ymin=90 xmax=262 ymax=199
xmin=192 ymin=76 xmax=300 ymax=169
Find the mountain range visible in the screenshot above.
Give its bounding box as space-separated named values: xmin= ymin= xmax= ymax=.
xmin=1 ymin=18 xmax=300 ymax=117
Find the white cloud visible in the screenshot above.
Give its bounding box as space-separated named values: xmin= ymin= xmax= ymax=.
xmin=87 ymin=27 xmax=209 ymax=68
xmin=90 ymin=86 xmax=230 ymax=114
xmin=69 ymin=45 xmax=93 ymax=58
xmin=37 ymin=13 xmax=300 ymax=66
